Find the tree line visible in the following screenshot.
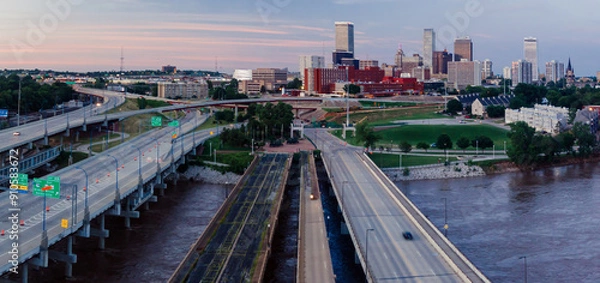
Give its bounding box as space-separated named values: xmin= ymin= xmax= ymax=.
xmin=0 ymin=74 xmax=75 ymax=114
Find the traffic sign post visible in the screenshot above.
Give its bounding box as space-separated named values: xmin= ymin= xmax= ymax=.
xmin=33 ymin=176 xmax=61 ymax=199
xmin=151 ymin=116 xmax=162 ymax=127
xmin=17 ymin=173 xmax=28 ymax=194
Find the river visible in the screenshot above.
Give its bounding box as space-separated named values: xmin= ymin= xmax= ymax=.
xmin=21 ymin=180 xmax=225 ymax=283
xmin=400 ymin=162 xmax=600 ymax=282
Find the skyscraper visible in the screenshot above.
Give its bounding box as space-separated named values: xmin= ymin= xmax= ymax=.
xmin=423 ymin=29 xmax=436 ymax=68
xmin=545 ymin=60 xmax=564 ymax=83
xmin=503 ymin=67 xmax=512 ymax=79
xmin=524 ymin=37 xmax=539 ymax=81
xmin=433 ymin=49 xmax=452 ymax=74
xmin=394 ymin=45 xmax=404 ymax=67
xmin=481 ymin=59 xmax=493 ymax=79
xmin=511 ymin=60 xmax=532 ymax=86
xmin=454 ymin=37 xmax=473 ymax=61
xmin=335 ymin=22 xmax=354 ymax=54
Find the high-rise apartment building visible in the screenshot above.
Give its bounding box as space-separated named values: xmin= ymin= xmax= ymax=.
xmin=511 ymin=60 xmax=533 ymax=86
xmin=524 ymin=37 xmax=539 ymax=81
xmin=335 ymin=22 xmax=354 ymax=54
xmin=433 ymin=49 xmax=452 ymax=74
xmin=454 ymin=37 xmax=473 ymax=61
xmin=545 ymin=60 xmax=564 ymax=83
xmin=481 ymin=59 xmax=493 ymax=79
xmin=448 ymin=60 xmax=481 ymax=90
xmin=423 ymin=29 xmax=436 ymax=68
xmin=503 ymin=67 xmax=512 ymax=79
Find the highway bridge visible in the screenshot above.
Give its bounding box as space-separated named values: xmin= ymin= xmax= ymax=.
xmin=0 ymin=107 xmax=217 ymax=279
xmin=307 ymin=128 xmax=489 ymax=283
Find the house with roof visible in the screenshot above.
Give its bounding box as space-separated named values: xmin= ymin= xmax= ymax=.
xmin=573 ymin=106 xmax=599 ymax=136
xmin=471 ymin=95 xmax=515 ymax=116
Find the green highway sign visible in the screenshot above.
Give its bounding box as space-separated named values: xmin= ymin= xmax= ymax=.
xmin=168 ymin=120 xmax=180 ymax=127
xmin=151 ymin=116 xmax=162 ymax=127
xmin=17 ymin=173 xmax=28 ymax=194
xmin=32 ymin=176 xmax=61 ymax=199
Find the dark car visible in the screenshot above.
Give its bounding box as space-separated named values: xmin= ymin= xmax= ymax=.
xmin=402 ymin=231 xmax=413 ymax=240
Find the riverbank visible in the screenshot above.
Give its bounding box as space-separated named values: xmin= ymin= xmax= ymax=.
xmin=182 ymin=165 xmax=241 ymax=185
xmin=383 ymin=163 xmax=486 ymax=181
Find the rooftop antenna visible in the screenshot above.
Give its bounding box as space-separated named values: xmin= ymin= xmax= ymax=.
xmin=120 ymin=47 xmax=124 ymax=74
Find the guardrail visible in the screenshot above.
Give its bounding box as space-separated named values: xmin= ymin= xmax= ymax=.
xmin=0 ymin=146 xmax=63 ymax=184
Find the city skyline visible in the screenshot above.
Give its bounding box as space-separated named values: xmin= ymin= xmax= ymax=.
xmin=1 ymin=1 xmax=599 ymax=75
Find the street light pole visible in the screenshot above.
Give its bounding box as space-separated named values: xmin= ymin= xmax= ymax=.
xmin=365 ymin=228 xmax=375 ymax=283
xmin=106 ymin=154 xmax=120 ymax=200
xmin=75 ymin=166 xmax=90 ymax=236
xmin=17 ymin=74 xmax=26 ymax=127
xmin=519 ymin=256 xmax=528 ymax=283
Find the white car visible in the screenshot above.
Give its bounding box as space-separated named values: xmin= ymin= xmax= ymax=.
xmin=12 ymin=132 xmax=20 ymax=136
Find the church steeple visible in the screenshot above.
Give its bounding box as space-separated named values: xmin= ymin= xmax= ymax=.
xmin=565 ymin=57 xmax=575 ymax=86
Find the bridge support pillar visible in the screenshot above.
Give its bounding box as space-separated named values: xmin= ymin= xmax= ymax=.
xmin=234 ymin=105 xmax=238 ymax=119
xmin=90 ymin=214 xmax=109 ymax=250
xmin=29 ymin=231 xmax=49 ymax=269
xmin=75 ymin=131 xmax=79 ymax=142
xmin=48 ymin=235 xmax=77 ymax=278
xmin=44 ymin=135 xmax=49 ymax=146
xmin=156 ymin=182 xmax=167 ymax=196
xmin=21 ymin=263 xmax=28 ymax=283
xmin=209 ymin=107 xmax=213 ymax=116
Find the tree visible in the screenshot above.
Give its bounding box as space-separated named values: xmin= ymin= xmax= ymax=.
xmin=260 ymin=85 xmax=267 ymax=94
xmin=472 ymin=136 xmax=494 ymax=153
xmin=436 ymin=134 xmax=453 ymax=154
xmin=287 ymin=78 xmax=302 ymax=90
xmin=507 ymin=121 xmax=537 ymax=166
xmin=355 ymin=122 xmax=380 ymax=149
xmin=137 ymin=97 xmax=147 ymax=109
xmin=343 ymin=84 xmax=361 ymax=95
xmin=446 ymin=100 xmax=463 ymax=115
xmin=486 ymin=105 xmax=506 ymax=118
xmin=572 ymin=122 xmax=597 ymax=157
xmin=416 ymin=142 xmax=430 ymax=152
xmin=399 ymin=141 xmax=412 ymax=153
xmin=456 ymin=137 xmax=470 ymax=152
xmin=556 ymin=132 xmax=575 ymax=154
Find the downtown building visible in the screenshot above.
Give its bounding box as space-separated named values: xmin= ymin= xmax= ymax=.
xmin=448 ymin=60 xmax=482 ymax=90
xmin=332 ymin=22 xmax=355 ymax=65
xmin=433 ymin=49 xmax=452 ymax=74
xmin=511 ymin=60 xmax=533 ymax=86
xmin=239 ymin=68 xmax=288 ymax=94
xmin=481 ymin=59 xmax=493 ymax=79
xmin=299 ymin=55 xmax=325 ymax=88
xmin=454 ymin=37 xmax=473 ymax=61
xmin=545 ymin=60 xmax=565 ymax=83
xmin=524 ymin=37 xmax=539 ymax=81
xmin=157 ymin=81 xmax=208 ymax=99
xmin=423 ymin=29 xmax=436 ymax=68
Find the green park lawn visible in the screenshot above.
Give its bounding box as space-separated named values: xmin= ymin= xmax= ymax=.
xmin=335 ymin=124 xmax=510 ymax=151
